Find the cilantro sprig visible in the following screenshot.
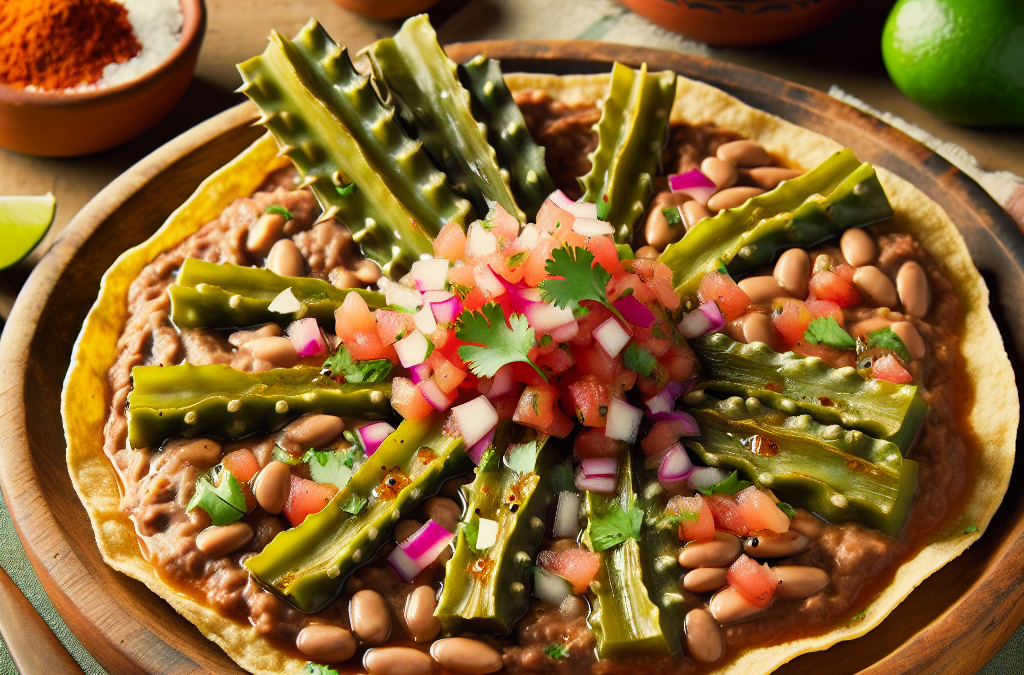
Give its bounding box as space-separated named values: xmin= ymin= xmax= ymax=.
xmin=322 ymin=344 xmax=392 ymax=383
xmin=623 ymin=343 xmax=657 ymax=378
xmin=186 ymin=471 xmax=247 ymax=526
xmin=456 ymin=302 xmax=544 ymax=379
xmin=697 ymin=471 xmax=753 ymax=496
xmin=544 ymin=644 xmax=570 ymax=660
xmin=589 ymin=500 xmax=643 ymax=552
xmin=539 ymin=246 xmax=625 ymax=322
xmin=866 ymin=327 xmax=911 ymax=361
xmin=804 ymin=316 xmax=856 ymax=350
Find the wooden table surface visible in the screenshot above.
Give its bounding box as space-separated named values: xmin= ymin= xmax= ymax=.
xmin=2 ymin=0 xmax=1022 ymax=316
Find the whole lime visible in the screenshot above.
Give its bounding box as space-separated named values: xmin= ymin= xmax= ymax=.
xmin=881 ymin=0 xmax=1024 ymax=127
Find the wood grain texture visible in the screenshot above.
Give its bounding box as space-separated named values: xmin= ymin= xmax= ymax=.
xmin=0 ymin=41 xmax=1020 ymax=675
xmin=0 ymin=566 xmax=87 ymax=675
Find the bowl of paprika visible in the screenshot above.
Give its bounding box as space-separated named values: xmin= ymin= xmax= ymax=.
xmin=0 ymin=0 xmax=206 ymax=157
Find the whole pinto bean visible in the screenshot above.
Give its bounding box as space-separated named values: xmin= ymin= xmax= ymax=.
xmin=840 ymin=228 xmax=877 ymax=267
xmin=678 ymin=532 xmax=742 ymax=569
xmin=430 ymin=637 xmax=503 ymax=675
xmin=709 ymin=586 xmax=767 ymax=624
xmin=682 ymin=567 xmax=729 ymax=594
xmin=265 ymin=238 xmax=305 ymax=278
xmin=644 ymin=191 xmax=691 ymax=250
xmin=774 ymin=248 xmax=811 ymax=299
xmin=707 ymin=186 xmax=764 ymax=213
xmin=684 ymin=607 xmax=724 ymax=663
xmin=296 ymin=624 xmax=357 ymax=662
xmin=849 ymin=315 xmax=894 ymax=340
xmin=774 ymin=566 xmax=830 ymax=600
xmin=682 ymin=201 xmax=713 ymax=229
xmin=349 ymin=589 xmax=392 ymax=645
xmin=195 ymin=522 xmax=253 ymax=558
xmin=852 ymin=266 xmax=899 ymax=309
xmin=743 ymin=530 xmax=810 ymax=559
xmin=247 ymin=212 xmax=287 ymax=257
xmin=422 ymin=496 xmax=461 ymax=533
xmin=746 ymin=166 xmax=802 ymax=190
xmin=635 ymin=245 xmax=661 ymax=261
xmin=172 ymin=437 xmax=222 ymax=469
xmin=897 ymin=261 xmax=931 ymax=318
xmin=329 ymin=267 xmax=361 ymax=290
xmin=891 ymin=321 xmax=926 ymax=360
xmin=700 ymin=156 xmax=738 ymax=190
xmin=285 ymin=414 xmax=345 ymax=448
xmin=738 ymin=276 xmax=791 ymax=306
xmin=253 ymin=461 xmax=291 ymax=514
xmin=363 ymin=647 xmax=434 ymax=675
xmin=354 ymin=259 xmax=383 ymax=285
xmin=716 ymin=140 xmax=771 ymax=167
xmin=404 ymin=585 xmax=441 ymax=642
xmin=244 ymin=336 xmax=299 ymax=371
xmin=725 ymin=313 xmax=775 ymax=350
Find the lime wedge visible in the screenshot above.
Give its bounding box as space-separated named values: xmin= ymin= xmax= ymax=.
xmin=0 ymin=193 xmax=56 ymax=270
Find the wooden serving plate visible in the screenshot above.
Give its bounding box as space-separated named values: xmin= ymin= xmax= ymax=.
xmin=0 ymin=40 xmax=1021 ymax=675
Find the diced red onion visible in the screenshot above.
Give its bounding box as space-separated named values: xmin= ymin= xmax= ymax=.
xmin=668 ymin=169 xmax=717 ymax=206
xmin=496 ymin=273 xmax=541 ymax=314
xmin=699 ymin=302 xmax=726 ymax=331
xmin=553 ymin=491 xmax=582 ymax=538
xmin=466 ymin=222 xmax=498 ymax=258
xmin=548 ymin=189 xmax=576 ymax=211
xmin=422 ymin=290 xmax=454 ymax=304
xmin=605 ymin=398 xmax=642 ymax=444
xmin=572 ymin=216 xmax=615 ymax=237
xmin=575 ymin=466 xmax=617 ymax=493
xmin=687 ymin=466 xmax=730 ymax=491
xmin=549 ymin=320 xmax=579 ymax=343
xmin=410 ymin=257 xmax=449 ymax=292
xmin=486 ymin=364 xmax=515 ymax=400
xmin=677 ymin=301 xmax=725 ymax=339
xmin=414 ymin=305 xmax=437 ymax=334
xmin=430 ymin=294 xmax=462 ymax=324
xmin=388 ymin=519 xmax=455 ymax=582
xmin=475 ymin=265 xmax=506 ymax=298
xmin=524 ymin=301 xmax=575 ymax=334
xmin=516 ymin=224 xmax=540 ymax=250
xmin=409 ymin=361 xmax=432 ymax=384
xmin=268 ymin=287 xmax=301 ymax=314
xmin=565 ymin=201 xmax=598 ymax=219
xmin=582 ymin=457 xmax=618 ymax=478
xmin=357 ymin=421 xmax=395 ymax=457
xmin=380 ymin=278 xmax=423 ymax=312
xmin=613 ymin=294 xmax=655 ymax=328
xmin=419 ymin=378 xmax=457 ymax=411
xmin=659 ymin=411 xmax=701 ymax=437
xmin=468 ymin=428 xmax=495 ymax=465
xmin=394 ymin=330 xmax=430 ymax=368
xmin=534 ymin=566 xmax=573 ymax=605
xmin=475 ymin=518 xmax=499 ymax=549
xmin=286 ymin=317 xmax=327 ymax=358
xmin=644 ymin=380 xmax=686 ymax=420
xmin=593 ymin=317 xmax=631 ymax=358
xmin=453 ymin=395 xmax=499 ymax=448
xmin=658 ymin=443 xmax=694 ymax=482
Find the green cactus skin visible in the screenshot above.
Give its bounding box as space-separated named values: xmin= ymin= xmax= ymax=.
xmin=579 ymin=62 xmax=677 ymax=245
xmin=584 ymin=450 xmax=671 ymax=658
xmin=693 ymin=333 xmax=928 ymax=454
xmin=659 ymin=149 xmax=895 ymax=299
xmin=246 ymin=414 xmax=470 ymax=613
xmin=435 ymin=428 xmax=558 ymax=635
xmin=457 ymin=55 xmax=556 ymax=222
xmin=237 ymin=19 xmax=472 ymax=279
xmin=127 ymin=364 xmax=392 ymax=449
xmin=168 ymin=258 xmax=385 ymax=329
xmin=365 ymin=16 xmax=524 ymax=223
xmin=683 ymin=391 xmax=918 ymax=537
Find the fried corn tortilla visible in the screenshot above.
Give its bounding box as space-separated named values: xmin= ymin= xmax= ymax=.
xmin=63 ymin=71 xmax=1018 ymax=675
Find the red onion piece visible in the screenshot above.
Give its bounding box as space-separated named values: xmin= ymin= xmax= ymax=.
xmin=388 ymin=519 xmax=455 ymax=582
xmin=582 ymin=457 xmax=618 ymax=478
xmin=605 ymin=398 xmax=642 ymax=444
xmin=409 ymin=361 xmax=432 ymax=384
xmin=410 ymin=257 xmax=449 ymax=292
xmin=658 ymin=443 xmax=694 ymax=482
xmin=286 ymin=318 xmax=327 ymax=358
xmin=357 ymin=421 xmax=396 ymax=457
xmin=668 ymin=169 xmax=717 ymax=206
xmin=553 ymin=491 xmax=582 ymax=538
xmin=524 ymin=301 xmax=575 ymax=334
xmin=453 ymin=395 xmax=499 ymax=448
xmin=549 ymin=320 xmax=579 ymax=343
xmin=699 ymin=301 xmax=726 ymax=332
xmin=468 ymin=427 xmax=496 ymax=465
xmin=495 ymin=272 xmax=542 ymax=314
xmin=419 ymin=378 xmax=457 ymax=411
xmin=613 ymin=294 xmax=655 ymax=328
xmin=394 ymin=330 xmax=430 ymax=367
xmin=572 ymin=216 xmax=615 ymax=237
xmin=677 ymin=302 xmax=725 ymax=339
xmin=659 ymin=411 xmax=701 ymax=437
xmin=575 ymin=467 xmax=617 ymax=493
xmin=485 ymin=364 xmax=516 ymax=400
xmin=430 ymin=294 xmax=463 ymax=324
xmin=644 ymin=380 xmax=686 ymax=420
xmin=593 ymin=317 xmax=631 ymax=358
xmin=548 ymin=189 xmax=575 ymax=211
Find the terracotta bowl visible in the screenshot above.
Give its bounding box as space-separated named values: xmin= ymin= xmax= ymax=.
xmin=330 ymin=0 xmax=441 ymax=21
xmin=617 ymin=0 xmax=858 ymax=47
xmin=0 ymin=0 xmax=206 ymax=158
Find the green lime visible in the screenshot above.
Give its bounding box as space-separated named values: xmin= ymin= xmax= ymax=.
xmin=881 ymin=0 xmax=1024 ymax=127
xmin=0 ymin=193 xmax=56 ymax=270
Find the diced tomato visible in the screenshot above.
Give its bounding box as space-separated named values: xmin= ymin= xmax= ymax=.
xmin=538 ymin=548 xmax=601 ymax=594
xmin=447 ymin=264 xmax=476 ymax=288
xmin=433 ymin=221 xmax=466 ymax=260
xmin=429 ymin=351 xmax=467 ymax=394
xmin=510 ymin=361 xmax=546 ymax=386
xmin=391 ymin=377 xmax=434 ymax=420
xmin=376 ymin=309 xmax=417 ymax=346
xmin=282 ymin=475 xmax=337 ymax=527
xmin=650 ymin=277 xmax=680 ymax=310
xmin=573 ymin=427 xmax=626 ymax=458
xmin=571 ymin=303 xmax=613 ymax=347
xmin=488 ymin=205 xmax=521 ymax=246
xmin=222 ymin=448 xmax=260 ymax=483
xmin=535 ymin=199 xmax=575 ymax=235
xmin=873 ymin=353 xmax=913 ymax=383
xmin=334 ymin=293 xmax=378 ymax=342
xmin=735 ymin=487 xmax=790 ymax=534
xmin=513 ymin=383 xmax=559 ymax=431
xmin=543 ymin=404 xmax=576 ymax=439
xmin=641 ymin=417 xmax=697 ymax=456
xmin=667 ymin=495 xmax=716 ymax=542
xmin=343 ymin=330 xmax=396 ymax=363
xmin=808 ymin=269 xmax=862 ymax=307
xmin=698 ymin=271 xmax=750 ymax=321
xmin=567 ymin=374 xmax=610 ymax=427
xmin=636 ymin=365 xmax=669 ymax=397
xmin=658 ymin=344 xmax=697 ymax=383
xmin=536 ymin=345 xmax=576 ymax=374
xmin=834 ymin=263 xmax=856 ymax=285
xmin=770 ymin=298 xmax=814 ymax=349
xmin=436 ymin=332 xmax=469 ymax=371
xmin=610 ymin=273 xmax=655 ymax=305
xmin=704 ymin=494 xmax=749 ymax=536
xmin=572 ymin=341 xmax=620 ymax=383
xmin=726 ymin=554 xmax=780 ymax=607
xmin=523 ymin=233 xmax=559 ymax=287
xmin=584 ymin=235 xmax=624 ymax=277
xmin=462 ymin=287 xmax=488 ymax=312
xmin=805 ymin=299 xmax=844 ymax=325
xmin=638 ymin=334 xmax=671 ymax=358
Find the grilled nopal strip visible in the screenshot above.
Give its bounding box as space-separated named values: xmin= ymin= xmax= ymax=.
xmin=435 ymin=427 xmax=558 ymax=635
xmin=579 ymin=62 xmax=676 ymax=245
xmin=237 ymin=19 xmax=472 ymax=280
xmin=584 ymin=450 xmax=671 ymax=657
xmin=458 ymin=55 xmax=556 ymax=222
xmin=169 ymin=259 xmax=385 ymax=329
xmin=127 ymin=364 xmax=391 ymax=449
xmin=659 ymin=148 xmax=894 ymax=299
xmin=683 ymin=391 xmax=918 ymax=537
xmin=246 ymin=414 xmax=470 ymax=613
xmin=693 ymin=333 xmax=928 ymax=453
xmin=365 ymin=16 xmax=525 ymax=222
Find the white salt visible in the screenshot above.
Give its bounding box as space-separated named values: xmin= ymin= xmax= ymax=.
xmin=99 ymin=0 xmax=184 ymax=87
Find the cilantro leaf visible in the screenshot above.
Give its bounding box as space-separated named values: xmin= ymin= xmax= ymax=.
xmin=340 ymin=493 xmax=368 ymax=515
xmin=551 ymin=461 xmax=575 ymax=492
xmin=504 ymin=440 xmax=541 ymax=474
xmin=776 ymin=502 xmax=797 ymax=518
xmin=456 ymin=302 xmax=544 ymax=379
xmin=623 ymin=343 xmax=658 ymax=378
xmin=697 ymin=471 xmax=753 ymax=496
xmin=303 ymin=449 xmax=358 ymax=489
xmin=305 ymin=663 xmax=340 ymax=675
xmin=964 ymin=524 xmax=978 ymax=534
xmin=544 ymin=644 xmax=570 ymax=660
xmin=336 ymin=183 xmax=355 ymax=196
xmin=186 ymin=472 xmax=246 ymax=526
xmin=265 ymin=204 xmax=293 ymax=220
xmin=662 ymin=206 xmax=683 ymax=227
xmin=804 ymin=316 xmax=856 ymax=350
xmin=539 ymin=246 xmax=624 ymax=321
xmin=463 ymin=518 xmax=487 ymax=554
xmin=322 ymin=344 xmax=392 ymax=384
xmin=589 ymin=500 xmax=643 ymax=552
xmin=867 ymin=327 xmax=911 ymax=362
